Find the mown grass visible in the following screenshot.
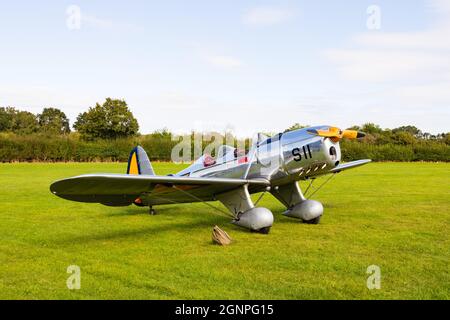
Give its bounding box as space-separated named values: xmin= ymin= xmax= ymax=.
xmin=0 ymin=162 xmax=448 ymax=299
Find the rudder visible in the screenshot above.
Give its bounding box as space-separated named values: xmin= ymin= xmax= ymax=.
xmin=127 ymin=146 xmax=155 ymax=175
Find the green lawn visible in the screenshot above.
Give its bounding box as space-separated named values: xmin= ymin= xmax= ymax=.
xmin=0 ymin=162 xmax=448 ymax=299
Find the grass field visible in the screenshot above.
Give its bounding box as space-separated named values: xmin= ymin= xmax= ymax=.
xmin=0 ymin=162 xmax=448 ymax=299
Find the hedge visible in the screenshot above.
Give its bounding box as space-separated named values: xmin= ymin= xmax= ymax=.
xmin=0 ymin=133 xmax=449 ymax=162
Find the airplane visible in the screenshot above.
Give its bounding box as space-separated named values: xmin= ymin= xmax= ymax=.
xmin=50 ymin=125 xmax=371 ymax=234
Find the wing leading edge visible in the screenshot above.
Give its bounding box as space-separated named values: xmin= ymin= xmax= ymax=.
xmin=330 ymin=159 xmax=372 ymax=173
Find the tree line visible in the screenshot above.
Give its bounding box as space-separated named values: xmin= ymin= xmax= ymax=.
xmin=0 ymin=98 xmax=449 ymax=162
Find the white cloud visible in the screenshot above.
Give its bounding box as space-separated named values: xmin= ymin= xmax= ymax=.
xmin=323 ymin=0 xmax=450 ymax=131
xmin=242 ymin=6 xmax=294 ymax=26
xmin=325 ymin=0 xmax=450 ymax=83
xmin=82 ymin=14 xmax=114 ymax=29
xmin=352 ymin=28 xmax=450 ymax=50
xmin=428 ymin=0 xmax=450 ymax=15
xmin=394 ymin=82 xmax=450 ymax=107
xmin=205 ymin=55 xmax=244 ymax=69
xmin=325 ymin=49 xmax=450 ymax=82
xmin=76 ymin=11 xmax=142 ymax=32
xmin=147 ymin=92 xmax=217 ymax=110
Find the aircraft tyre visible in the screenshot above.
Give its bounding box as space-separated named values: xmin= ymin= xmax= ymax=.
xmin=303 ymin=216 xmax=321 ymax=224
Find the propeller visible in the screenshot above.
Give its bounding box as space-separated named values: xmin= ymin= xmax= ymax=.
xmin=307 ymin=126 xmax=365 ymax=142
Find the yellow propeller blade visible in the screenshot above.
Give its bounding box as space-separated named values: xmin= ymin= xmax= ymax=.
xmin=307 ymin=127 xmax=365 ymax=141
xmin=342 ymin=129 xmax=365 ymax=139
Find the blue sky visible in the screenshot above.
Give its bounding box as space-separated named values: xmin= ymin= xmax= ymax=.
xmin=0 ymin=0 xmax=449 ymax=136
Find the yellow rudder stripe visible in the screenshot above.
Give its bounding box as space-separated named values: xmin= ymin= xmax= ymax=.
xmin=128 ymin=152 xmax=139 ymax=175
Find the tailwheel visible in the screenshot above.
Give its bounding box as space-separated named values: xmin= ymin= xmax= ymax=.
xmin=149 ymin=207 xmax=157 ymax=215
xmin=303 ymin=216 xmax=321 ymax=224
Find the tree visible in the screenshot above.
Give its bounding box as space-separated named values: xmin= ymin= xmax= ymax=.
xmin=150 ymin=128 xmax=172 ymax=138
xmin=0 ymin=107 xmax=39 ymax=134
xmin=392 ymin=131 xmax=417 ymax=145
xmin=443 ymin=133 xmax=450 ymax=145
xmin=392 ymin=125 xmax=422 ymax=138
xmin=361 ymin=123 xmax=383 ymax=135
xmin=74 ymin=98 xmax=139 ymax=140
xmin=38 ymin=107 xmax=70 ymax=134
xmin=346 ymin=125 xmax=361 ymax=131
xmin=284 ymin=123 xmax=308 ymax=132
xmin=12 ymin=110 xmax=39 ymax=134
xmin=0 ymin=107 xmax=14 ymax=132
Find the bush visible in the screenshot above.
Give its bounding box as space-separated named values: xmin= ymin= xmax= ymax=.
xmin=341 ymin=141 xmax=449 ymax=162
xmin=0 ymin=132 xmax=449 ymax=163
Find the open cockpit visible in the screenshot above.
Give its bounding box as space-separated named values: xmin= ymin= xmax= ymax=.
xmin=176 ymin=145 xmax=248 ymax=177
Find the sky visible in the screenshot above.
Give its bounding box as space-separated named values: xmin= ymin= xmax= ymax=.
xmin=0 ymin=0 xmax=449 ymax=137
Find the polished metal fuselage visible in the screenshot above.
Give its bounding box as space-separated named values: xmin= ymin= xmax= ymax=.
xmin=175 ymin=126 xmax=341 ymax=190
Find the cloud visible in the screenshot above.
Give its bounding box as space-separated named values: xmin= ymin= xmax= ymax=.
xmin=205 ymin=55 xmax=244 ymax=69
xmin=82 ymin=14 xmax=114 ymax=29
xmin=65 ymin=6 xmax=142 ymax=32
xmin=324 ymin=0 xmax=450 ymax=114
xmin=319 ymin=1 xmax=450 ymax=133
xmin=242 ymin=6 xmax=294 ymax=26
xmin=394 ymin=82 xmax=450 ymax=107
xmin=325 ymin=0 xmax=450 ymax=82
xmin=148 ymin=91 xmax=217 ymax=110
xmin=325 ymin=49 xmax=450 ymax=82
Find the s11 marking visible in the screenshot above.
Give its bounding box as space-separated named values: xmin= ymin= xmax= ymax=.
xmin=292 ymin=144 xmax=312 ymax=162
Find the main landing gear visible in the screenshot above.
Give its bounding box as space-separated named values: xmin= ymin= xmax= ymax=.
xmin=271 ymin=182 xmax=324 ymax=224
xmin=217 ymin=185 xmax=274 ymax=234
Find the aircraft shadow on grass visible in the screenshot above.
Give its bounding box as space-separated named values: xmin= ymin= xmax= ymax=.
xmin=52 ymin=219 xmax=213 ymax=245
xmin=51 ymin=201 xmax=344 ymax=247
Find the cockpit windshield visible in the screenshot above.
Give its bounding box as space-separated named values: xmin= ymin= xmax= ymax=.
xmin=258 ymin=133 xmax=283 ymax=147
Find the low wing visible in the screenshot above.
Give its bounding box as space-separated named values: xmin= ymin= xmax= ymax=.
xmin=303 ymin=159 xmax=372 ymax=180
xmin=330 ymin=159 xmax=371 ymax=173
xmin=50 ymin=174 xmax=270 ymax=206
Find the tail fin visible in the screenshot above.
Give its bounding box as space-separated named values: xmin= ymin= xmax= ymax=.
xmin=127 ymin=146 xmax=155 ymax=175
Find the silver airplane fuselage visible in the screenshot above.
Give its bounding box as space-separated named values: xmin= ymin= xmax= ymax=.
xmin=175 ymin=125 xmax=341 ymax=189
